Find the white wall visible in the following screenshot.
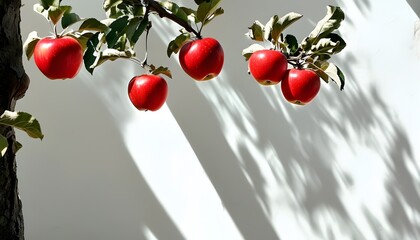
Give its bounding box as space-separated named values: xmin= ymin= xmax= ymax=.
xmin=17 ymin=0 xmax=420 ymax=239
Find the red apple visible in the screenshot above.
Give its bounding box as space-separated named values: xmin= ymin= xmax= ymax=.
xmin=128 ymin=74 xmax=168 ymax=111
xmin=281 ymin=69 xmax=321 ymax=105
xmin=179 ymin=37 xmax=224 ymax=81
xmin=34 ymin=36 xmax=83 ymax=80
xmin=248 ymin=49 xmax=288 ymax=85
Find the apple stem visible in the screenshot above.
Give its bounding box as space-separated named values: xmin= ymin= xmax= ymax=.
xmin=53 ymin=24 xmax=59 ymax=38
xmin=141 ymin=22 xmax=152 ymax=69
xmin=287 ymin=52 xmax=307 ymax=69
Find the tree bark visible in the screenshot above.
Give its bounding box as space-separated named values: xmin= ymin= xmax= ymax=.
xmin=0 ymin=0 xmax=30 ymax=239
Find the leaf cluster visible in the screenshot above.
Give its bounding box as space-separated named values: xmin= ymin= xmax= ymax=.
xmin=25 ymin=0 xmax=224 ymax=76
xmin=243 ymin=6 xmax=346 ymax=90
xmin=164 ymin=0 xmax=224 ymax=57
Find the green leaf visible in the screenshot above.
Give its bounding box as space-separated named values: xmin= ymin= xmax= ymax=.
xmin=48 ymin=5 xmax=71 ymax=25
xmin=167 ymin=32 xmax=191 ymax=57
xmin=180 ymin=7 xmax=198 ymax=23
xmin=40 ymin=0 xmax=59 ymax=8
xmin=323 ymin=63 xmax=345 ymax=90
xmin=242 ymin=43 xmax=265 ymax=61
xmin=306 ymin=58 xmax=345 ymax=90
xmin=301 ymin=6 xmax=345 ymax=51
xmin=310 ymin=33 xmax=346 ymax=55
xmin=325 ymin=33 xmax=346 ymax=54
xmin=285 ymin=34 xmax=298 ymax=55
xmin=66 ymin=31 xmax=95 ymax=50
xmin=194 ymin=0 xmax=211 ymax=5
xmin=103 ymin=0 xmax=124 ymax=18
xmin=114 ymin=35 xmax=128 ymax=51
xmin=306 ymin=58 xmax=330 ymax=83
xmin=0 ymin=111 xmax=44 ymax=140
xmin=61 ymin=12 xmax=81 ymax=29
xmin=197 ymin=0 xmax=221 ymax=23
xmin=263 ymin=15 xmax=279 ymax=42
xmin=14 ymin=141 xmax=23 ymax=154
xmin=79 ymin=18 xmax=110 ymax=32
xmin=160 ymin=1 xmax=189 ymax=23
xmin=0 ymin=137 xmax=21 ymax=156
xmin=103 ymin=0 xmax=123 ymax=13
xmin=106 ymin=16 xmax=129 ymax=48
xmin=311 ymin=38 xmax=339 ymax=53
xmin=0 ymin=135 xmax=7 ymax=157
xmin=150 ymin=65 xmax=172 ymax=78
xmin=131 ymin=16 xmax=149 ymax=44
xmin=247 ymin=20 xmax=265 ymax=42
xmin=23 ymin=31 xmax=41 ymax=60
xmin=203 ymin=7 xmax=224 ymax=26
xmin=124 ymin=17 xmax=142 ymax=44
xmin=265 ymin=13 xmax=302 ymax=43
xmin=84 ymin=32 xmax=100 ymax=74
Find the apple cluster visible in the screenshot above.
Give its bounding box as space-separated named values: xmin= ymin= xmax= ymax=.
xmin=25 ymin=0 xmax=226 ymax=112
xmin=26 ymin=1 xmax=346 ymax=112
xmin=243 ymin=6 xmax=347 ymax=106
xmin=128 ymin=37 xmax=224 ymax=111
xmin=249 ymin=49 xmax=320 ymax=105
xmin=31 ymin=35 xmax=224 ymax=112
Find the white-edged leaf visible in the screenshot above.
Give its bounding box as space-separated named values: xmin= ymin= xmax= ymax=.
xmin=180 ymin=7 xmax=198 ymax=23
xmin=203 ymin=7 xmax=223 ymax=26
xmin=150 ymin=65 xmax=172 ymax=79
xmin=311 ymin=38 xmax=339 ymax=54
xmin=23 ymin=31 xmax=41 ymax=60
xmin=306 ymin=57 xmax=330 ymax=83
xmin=103 ymin=0 xmax=123 ymax=12
xmin=247 ymin=20 xmax=265 ymax=42
xmin=302 ymin=6 xmax=345 ymax=50
xmin=323 ymin=62 xmax=345 ymax=90
xmin=79 ymin=18 xmax=110 ymax=32
xmin=242 ymin=43 xmax=265 ymax=61
xmin=167 ymin=32 xmax=191 ymax=57
xmin=40 ymin=0 xmax=59 ymax=8
xmin=48 ymin=5 xmax=72 ymax=25
xmin=160 ymin=1 xmax=189 ymax=23
xmin=90 ymin=49 xmax=135 ymax=69
xmin=0 ymin=111 xmax=44 ymax=140
xmin=264 ymin=15 xmax=278 ymax=41
xmin=33 ymin=3 xmax=49 ymax=20
xmin=197 ymin=0 xmax=221 ymax=23
xmin=265 ymin=13 xmax=302 ymax=43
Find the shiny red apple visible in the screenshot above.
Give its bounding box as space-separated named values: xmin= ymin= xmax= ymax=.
xmin=179 ymin=37 xmax=224 ymax=81
xmin=248 ymin=49 xmax=288 ymax=85
xmin=281 ymin=69 xmax=321 ymax=105
xmin=128 ymin=74 xmax=168 ymax=111
xmin=33 ymin=36 xmax=83 ymax=80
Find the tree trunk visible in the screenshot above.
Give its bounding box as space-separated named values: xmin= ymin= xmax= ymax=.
xmin=0 ymin=0 xmax=30 ymax=239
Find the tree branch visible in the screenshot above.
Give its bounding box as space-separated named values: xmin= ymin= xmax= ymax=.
xmin=146 ymin=0 xmax=201 ymax=39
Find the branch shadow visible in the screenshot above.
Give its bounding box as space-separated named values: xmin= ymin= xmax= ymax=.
xmin=157 ymin=0 xmax=419 ymax=239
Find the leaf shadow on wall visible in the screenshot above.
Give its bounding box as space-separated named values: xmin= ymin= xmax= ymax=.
xmin=160 ymin=0 xmax=419 ymax=239
xmin=76 ymin=66 xmax=187 ymax=240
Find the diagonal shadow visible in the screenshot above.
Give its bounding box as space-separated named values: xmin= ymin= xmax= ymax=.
xmin=156 ymin=0 xmax=419 ymax=239
xmin=406 ymin=0 xmax=420 ymax=17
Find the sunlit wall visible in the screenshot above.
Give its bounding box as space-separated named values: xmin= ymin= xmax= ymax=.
xmin=17 ymin=0 xmax=420 ymax=239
